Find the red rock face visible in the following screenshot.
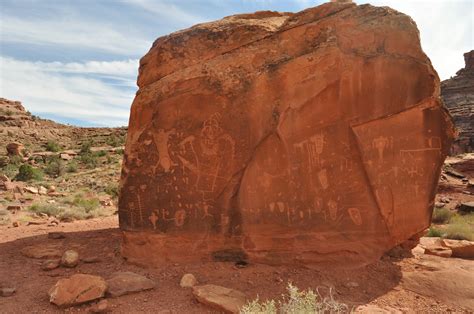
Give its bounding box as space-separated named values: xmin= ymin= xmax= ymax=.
xmin=119 ymin=2 xmax=454 ymax=268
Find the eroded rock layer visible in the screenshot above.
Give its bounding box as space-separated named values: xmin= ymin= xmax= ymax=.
xmin=441 ymin=50 xmax=474 ymax=154
xmin=119 ymin=2 xmax=454 ymax=267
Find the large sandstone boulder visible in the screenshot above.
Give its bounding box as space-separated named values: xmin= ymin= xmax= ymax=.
xmin=119 ymin=2 xmax=454 ymax=267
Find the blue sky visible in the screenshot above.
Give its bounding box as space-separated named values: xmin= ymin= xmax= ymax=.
xmin=0 ymin=0 xmax=472 ymax=127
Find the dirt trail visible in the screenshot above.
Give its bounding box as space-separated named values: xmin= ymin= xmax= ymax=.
xmin=0 ymin=216 xmax=472 ymax=313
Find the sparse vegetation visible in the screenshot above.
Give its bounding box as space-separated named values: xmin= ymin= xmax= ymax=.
xmin=426 ymin=227 xmax=443 ymax=238
xmin=80 ymin=141 xmax=92 ymax=154
xmin=104 ymin=182 xmax=119 ymax=198
xmin=431 ymin=207 xmax=453 ymax=224
xmin=28 ymin=192 xmax=107 ymax=221
xmin=1 ymin=164 xmax=19 ymax=179
xmin=240 ymin=283 xmax=348 ymax=314
xmin=80 ymin=152 xmax=99 ymax=169
xmin=44 ymin=156 xmax=65 ymax=177
xmin=45 ymin=140 xmax=61 ymax=152
xmin=15 ymin=164 xmax=43 ymax=181
xmin=106 ymin=134 xmax=125 ymax=147
xmin=443 ymin=214 xmax=473 ymax=241
xmin=66 ymin=160 xmax=78 ymax=173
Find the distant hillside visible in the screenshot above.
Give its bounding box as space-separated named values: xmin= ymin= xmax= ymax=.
xmin=0 ymin=98 xmax=127 ymax=155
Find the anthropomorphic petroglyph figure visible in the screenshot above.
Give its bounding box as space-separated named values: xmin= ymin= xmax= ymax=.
xmin=153 ymin=129 xmax=176 ymax=173
xmin=177 ymin=113 xmax=235 ymax=198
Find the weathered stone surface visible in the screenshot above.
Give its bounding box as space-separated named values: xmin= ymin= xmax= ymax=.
xmin=119 ymin=2 xmax=454 ymax=267
xmin=41 ymin=259 xmax=61 ymax=271
xmin=106 ymin=272 xmax=155 ymax=297
xmin=441 ymin=50 xmax=474 ymax=154
xmin=6 ymin=142 xmax=24 ymax=156
xmin=192 ymin=284 xmax=246 ymax=313
xmin=21 ymin=244 xmax=62 ymax=259
xmin=441 ymin=239 xmax=474 ymax=259
xmin=48 ymin=274 xmax=107 ymax=307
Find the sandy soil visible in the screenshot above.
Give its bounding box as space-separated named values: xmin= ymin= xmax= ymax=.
xmin=0 ymin=216 xmax=472 ymax=313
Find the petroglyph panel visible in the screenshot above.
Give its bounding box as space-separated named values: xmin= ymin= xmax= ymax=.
xmin=119 ymin=2 xmax=454 ymax=267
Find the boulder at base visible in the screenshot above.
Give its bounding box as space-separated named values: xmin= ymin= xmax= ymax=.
xmin=106 ymin=272 xmax=155 ymax=297
xmin=193 ymin=284 xmax=247 ymax=313
xmin=48 ymin=274 xmax=107 ymax=307
xmin=119 ymin=2 xmax=454 ymax=267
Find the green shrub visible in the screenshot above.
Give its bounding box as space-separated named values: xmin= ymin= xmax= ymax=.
xmin=115 ymin=148 xmax=124 ymax=155
xmin=64 ymin=193 xmax=100 ymax=213
xmin=80 ymin=141 xmax=92 ymax=154
xmin=426 ymin=227 xmax=443 ymax=237
xmin=28 ymin=204 xmax=61 ymax=217
xmin=80 ymin=153 xmax=98 ymax=169
xmin=241 ymin=283 xmax=348 ymax=314
xmin=45 ymin=140 xmax=61 ymax=152
xmin=44 ymin=156 xmax=64 ymax=177
xmin=9 ymin=155 xmax=23 ymax=166
xmin=1 ymin=164 xmax=19 ymax=179
xmin=16 ymin=164 xmax=43 ymax=181
xmin=66 ymin=161 xmax=78 ymax=173
xmin=95 ymin=150 xmax=107 ymax=157
xmin=104 ymin=183 xmax=119 ymax=198
xmin=432 ymin=207 xmax=453 ymax=224
xmin=106 ymin=135 xmax=125 ymax=147
xmin=444 ymin=215 xmax=473 ymax=241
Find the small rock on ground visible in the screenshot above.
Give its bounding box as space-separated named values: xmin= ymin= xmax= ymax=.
xmin=48 ymin=274 xmax=107 ymax=307
xmin=61 ymin=250 xmax=79 ymax=268
xmin=180 ymin=273 xmax=197 ymax=288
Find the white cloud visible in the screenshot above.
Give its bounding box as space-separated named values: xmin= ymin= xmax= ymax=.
xmin=358 ymin=0 xmax=473 ymax=80
xmin=0 ymin=56 xmax=138 ymax=126
xmin=1 ymin=16 xmax=150 ymax=56
xmin=123 ymin=0 xmax=206 ymax=25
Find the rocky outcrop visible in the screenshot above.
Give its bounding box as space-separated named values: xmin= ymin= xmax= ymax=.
xmin=441 ymin=51 xmax=474 ymax=154
xmin=0 ymin=98 xmax=127 ymax=154
xmin=119 ymin=2 xmax=454 ymax=267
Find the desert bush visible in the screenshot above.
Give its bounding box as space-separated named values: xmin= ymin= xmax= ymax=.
xmin=80 ymin=153 xmax=98 ymax=169
xmin=444 ymin=214 xmax=473 ymax=241
xmin=104 ymin=182 xmax=119 ymax=198
xmin=80 ymin=141 xmax=92 ymax=154
xmin=16 ymin=164 xmax=43 ymax=181
xmin=8 ymin=155 xmax=23 ymax=166
xmin=431 ymin=207 xmax=452 ymax=224
xmin=106 ymin=134 xmax=125 ymax=147
xmin=1 ymin=164 xmax=19 ymax=179
xmin=95 ymin=150 xmax=107 ymax=157
xmin=44 ymin=156 xmax=65 ymax=177
xmin=240 ymin=283 xmax=348 ymax=314
xmin=66 ymin=160 xmax=78 ymax=173
xmin=63 ymin=193 xmax=100 ymax=213
xmin=45 ymin=140 xmax=61 ymax=152
xmin=28 ymin=203 xmax=61 ymax=217
xmin=426 ymin=227 xmax=443 ymax=238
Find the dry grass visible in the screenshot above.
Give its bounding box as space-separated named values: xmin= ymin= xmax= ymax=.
xmin=240 ymin=283 xmax=348 ymax=314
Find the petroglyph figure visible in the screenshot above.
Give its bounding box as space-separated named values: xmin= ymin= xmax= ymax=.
xmin=177 ymin=113 xmax=235 ymax=196
xmin=153 ymin=129 xmax=176 ymax=173
xmin=373 ymin=136 xmax=390 ymax=161
xmin=348 ymin=207 xmax=362 ymax=226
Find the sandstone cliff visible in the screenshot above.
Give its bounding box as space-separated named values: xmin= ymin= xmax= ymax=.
xmin=441 ymin=51 xmax=474 ymax=154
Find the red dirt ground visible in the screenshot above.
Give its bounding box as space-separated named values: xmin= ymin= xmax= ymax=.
xmin=0 ymin=216 xmax=471 ymax=313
